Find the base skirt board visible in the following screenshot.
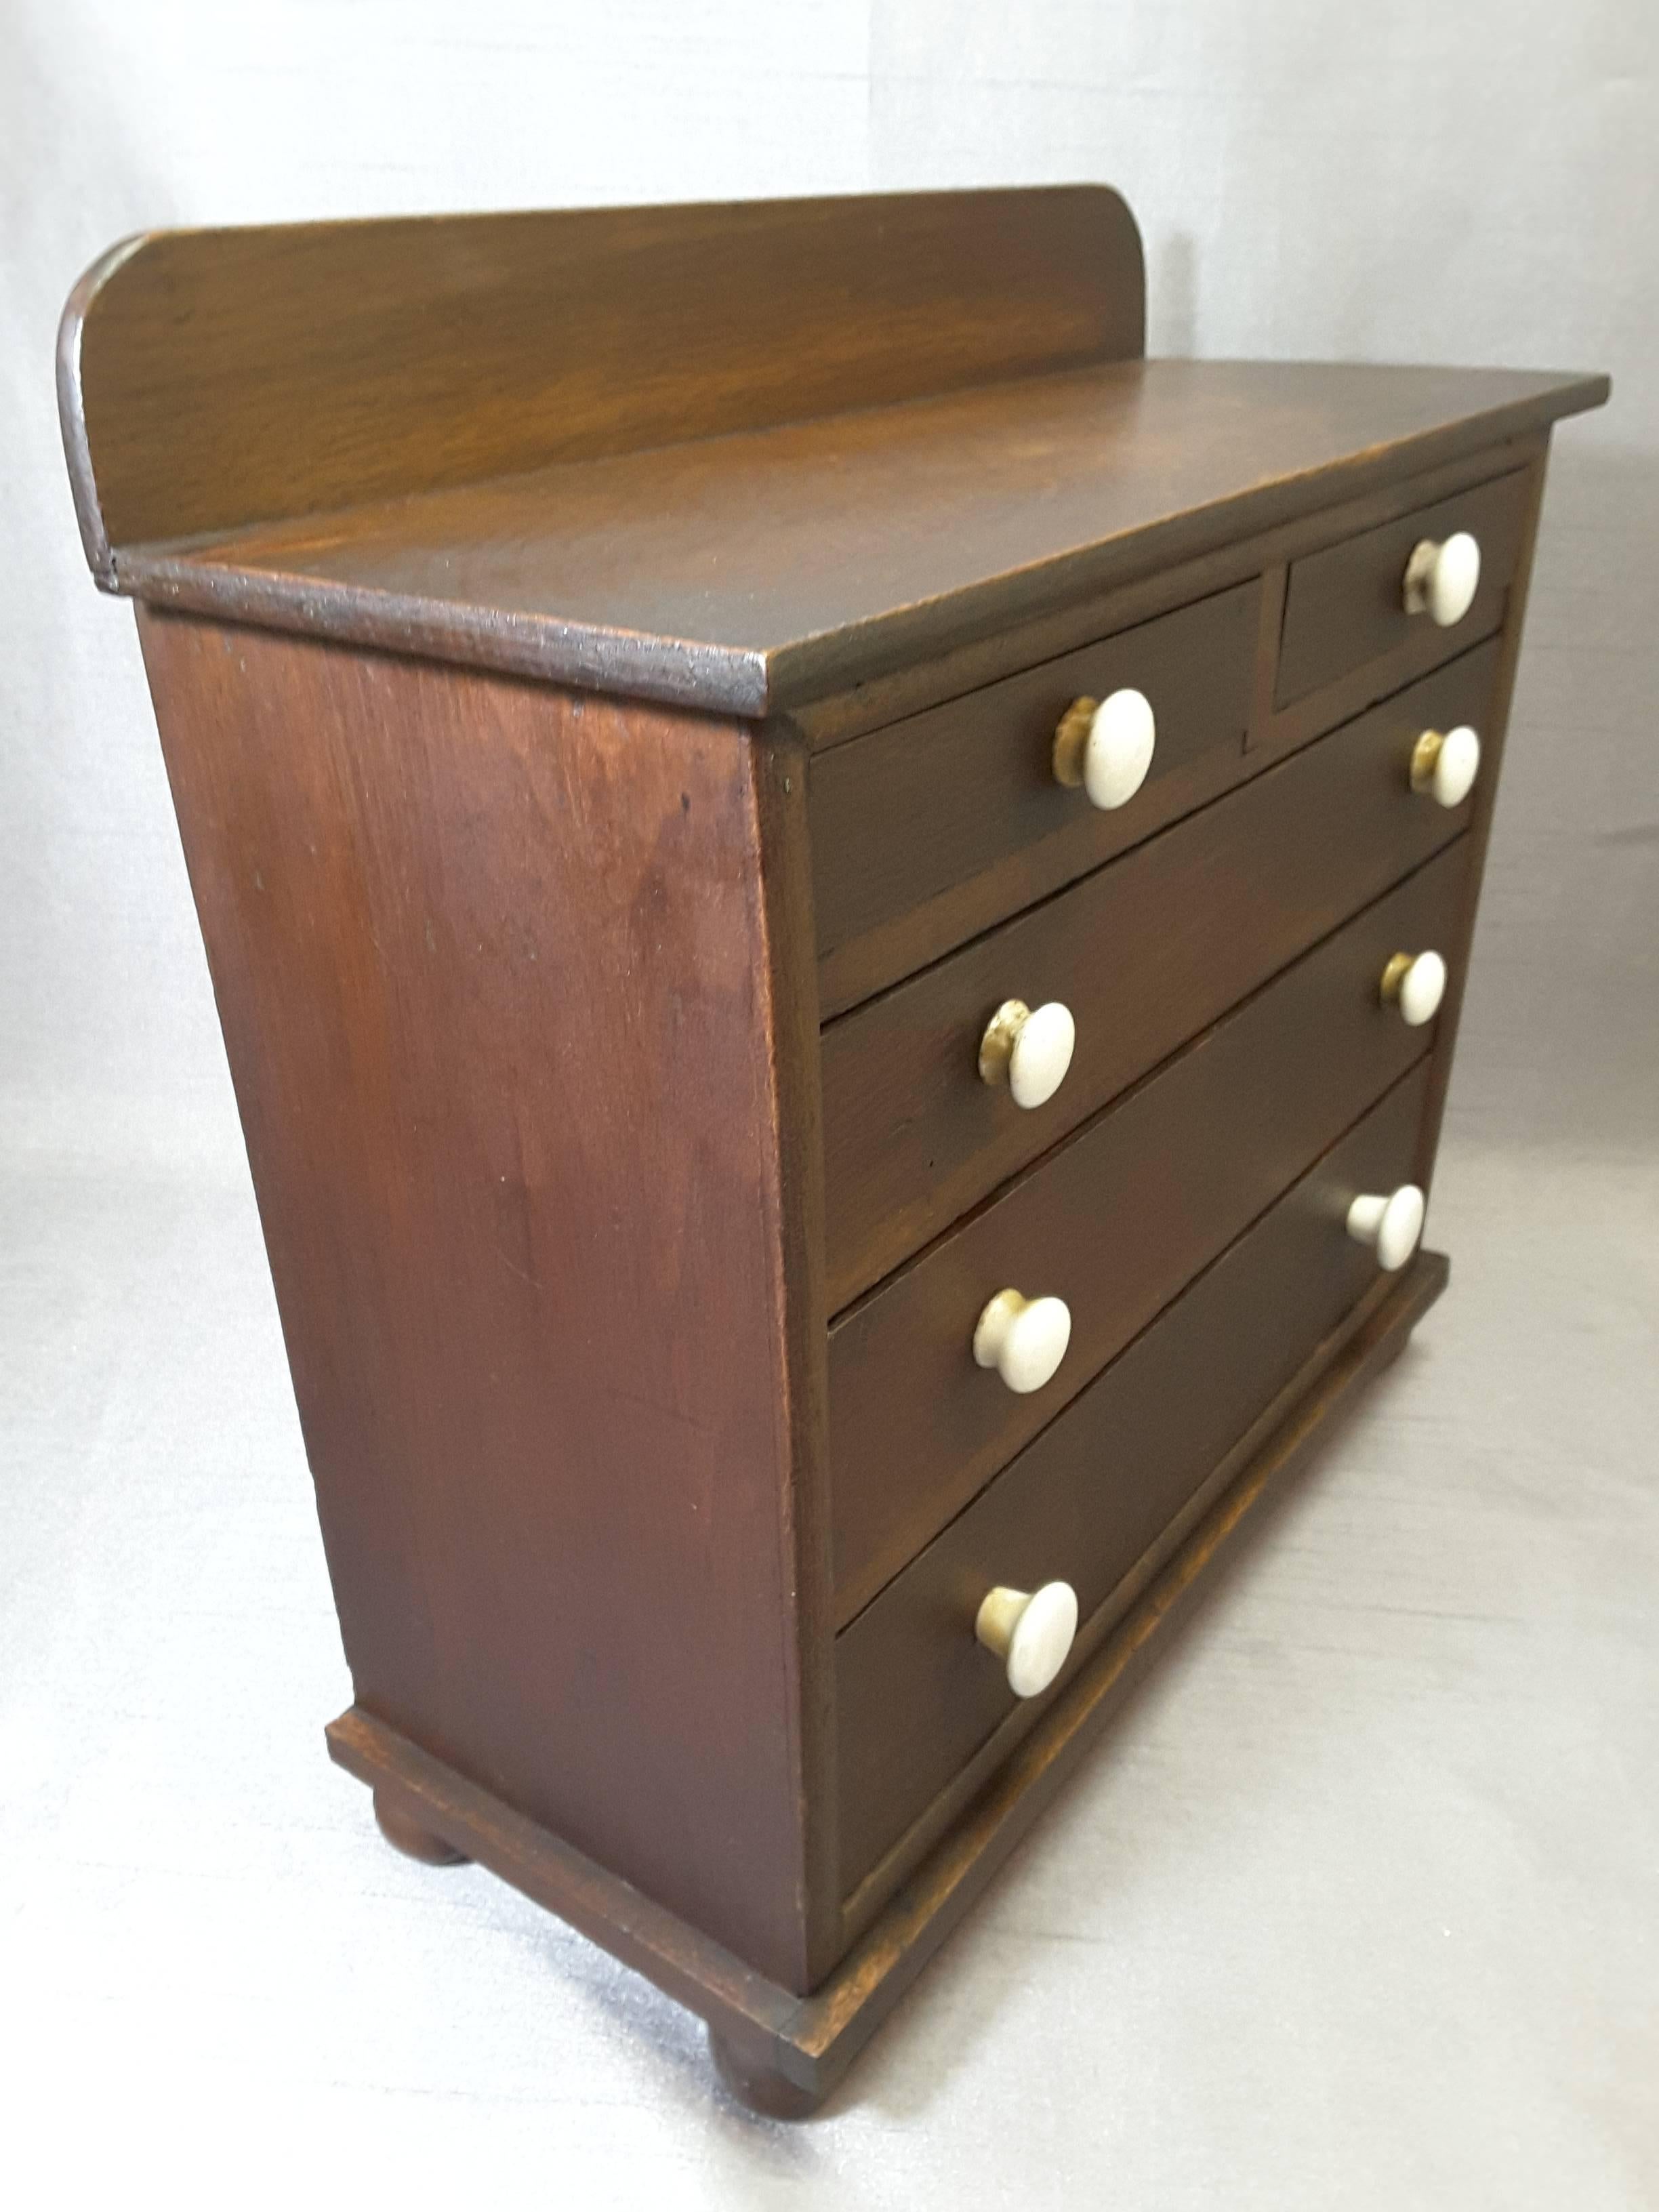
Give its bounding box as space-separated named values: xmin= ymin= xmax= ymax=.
xmin=325 ymin=1246 xmax=1447 ymax=2114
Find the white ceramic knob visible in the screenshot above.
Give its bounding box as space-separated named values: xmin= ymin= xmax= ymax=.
xmin=978 ymin=998 xmax=1076 ymax=1109
xmin=975 ymin=1581 xmax=1080 ymax=1698
xmin=1379 ymin=948 xmax=1448 ymax=1027
xmin=1402 ymin=530 xmax=1481 ymax=627
xmin=1410 ymin=723 xmax=1481 ymax=808
xmin=972 ymin=1288 xmax=1072 ymax=1395
xmin=1052 ymin=687 xmax=1156 ymax=810
xmin=1347 ymin=1183 xmax=1426 ymax=1273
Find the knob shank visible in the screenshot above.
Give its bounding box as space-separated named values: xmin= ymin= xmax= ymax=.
xmin=973 ymin=1288 xmax=1071 ymax=1395
xmin=1410 ymin=723 xmax=1481 ymax=808
xmin=1403 ymin=531 xmax=1481 ymax=627
xmin=979 ymin=998 xmax=1076 ymax=1109
xmin=1379 ymin=949 xmax=1448 ymax=1027
xmin=1347 ymin=1184 xmax=1426 ymax=1273
xmin=976 ymin=1581 xmax=1080 ymax=1698
xmin=1052 ymin=687 xmax=1156 ymax=811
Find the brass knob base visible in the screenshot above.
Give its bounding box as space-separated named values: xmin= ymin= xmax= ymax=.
xmin=1051 ymin=697 xmax=1097 ymax=787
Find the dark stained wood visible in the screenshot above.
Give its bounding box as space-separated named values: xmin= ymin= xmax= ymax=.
xmin=830 ymin=846 xmax=1468 ymax=1624
xmin=746 ymin=728 xmax=845 ymax=1988
xmin=838 ymin=1263 xmax=1406 ymax=1943
xmin=327 ymin=1245 xmax=1448 ymax=2116
xmin=137 ymin=611 xmax=827 ymax=1994
xmin=58 ymin=190 xmax=1609 ymax=2112
xmin=92 ymin=360 xmax=1600 ymax=715
xmin=822 ymin=647 xmax=1496 ymax=1311
xmin=836 ymin=1063 xmax=1430 ymax=1891
xmin=825 ymin=1248 xmax=1448 ymax=2002
xmin=1275 ymin=468 xmax=1530 ymax=705
xmin=790 ymin=432 xmax=1545 ymax=756
xmin=1412 ymin=453 xmax=1551 ymax=1196
xmin=708 ymin=2030 xmax=825 ymax=2120
xmin=326 ymin=1703 xmax=825 ymax=2086
xmin=61 ymin=188 xmax=1143 ymax=579
xmin=374 ymin=1786 xmax=470 ymax=1865
xmin=811 ymin=581 xmax=1259 ymax=1016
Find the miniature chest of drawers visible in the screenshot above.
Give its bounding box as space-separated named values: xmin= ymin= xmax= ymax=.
xmin=60 ymin=187 xmax=1607 ymax=2114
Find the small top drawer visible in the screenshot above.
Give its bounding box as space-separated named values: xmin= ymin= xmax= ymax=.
xmin=1275 ymin=468 xmax=1529 ymax=705
xmin=811 ymin=581 xmax=1261 ymax=1017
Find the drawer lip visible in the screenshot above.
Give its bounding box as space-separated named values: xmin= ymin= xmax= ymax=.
xmin=827 ymin=836 xmax=1471 ymax=1626
xmin=1274 ymin=466 xmax=1530 ymax=708
xmin=821 ymin=640 xmax=1499 ymax=1315
xmin=833 ymin=1059 xmax=1435 ymax=1899
xmin=810 ymin=577 xmax=1261 ymax=1015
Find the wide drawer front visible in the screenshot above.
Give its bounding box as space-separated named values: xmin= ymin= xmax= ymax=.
xmin=836 ymin=1061 xmax=1432 ymax=1896
xmin=1275 ymin=468 xmax=1528 ymax=706
xmin=829 ymin=838 xmax=1467 ymax=1625
xmin=811 ymin=581 xmax=1261 ymax=1019
xmin=822 ymin=640 xmax=1496 ymax=1313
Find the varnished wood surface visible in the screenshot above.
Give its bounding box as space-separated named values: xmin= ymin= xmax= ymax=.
xmin=810 ymin=580 xmax=1259 ymax=1015
xmin=1275 ymin=466 xmax=1530 ymax=704
xmin=326 ymin=1245 xmax=1447 ymax=2114
xmin=835 ymin=1064 xmax=1430 ymax=1891
xmin=112 ymin=360 xmax=1603 ymax=713
xmin=326 ymin=1704 xmax=821 ymax=2083
xmin=830 ymin=846 xmax=1467 ymax=1624
xmin=1411 ymin=454 xmax=1551 ymax=1197
xmin=60 ymin=188 xmax=1143 ymax=578
xmin=790 ymin=430 xmax=1544 ymax=756
xmin=823 ymin=647 xmax=1494 ymax=1313
xmin=373 ymin=1786 xmax=470 ymax=1866
xmin=138 ymin=612 xmax=826 ymax=1992
xmin=49 ymin=180 xmax=1616 ymax=2127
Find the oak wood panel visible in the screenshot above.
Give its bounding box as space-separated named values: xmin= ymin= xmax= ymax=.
xmin=1275 ymin=468 xmax=1529 ymax=706
xmin=811 ymin=581 xmax=1259 ymax=1017
xmin=836 ymin=1063 xmax=1431 ymax=1891
xmin=830 ymin=845 xmax=1468 ymax=1624
xmin=823 ymin=644 xmax=1497 ymax=1311
xmin=111 ymin=361 xmax=1604 ymax=714
xmin=61 ymin=188 xmax=1143 ymax=577
xmin=137 ymin=612 xmax=823 ymax=1992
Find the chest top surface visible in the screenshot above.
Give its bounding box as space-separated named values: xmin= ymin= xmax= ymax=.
xmin=60 ymin=188 xmax=1606 ymax=715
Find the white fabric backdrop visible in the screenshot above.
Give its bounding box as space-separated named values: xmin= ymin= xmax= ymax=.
xmin=3 ymin=5 xmax=1655 ymax=2205
xmin=4 ymin=0 xmax=1655 ymax=1168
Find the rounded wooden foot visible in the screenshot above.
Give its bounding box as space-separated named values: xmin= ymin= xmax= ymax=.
xmin=373 ymin=1788 xmax=470 ymax=1866
xmin=708 ymin=2027 xmax=825 ymax=2119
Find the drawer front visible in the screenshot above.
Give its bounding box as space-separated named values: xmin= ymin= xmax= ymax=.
xmin=811 ymin=581 xmax=1260 ymax=1018
xmin=830 ymin=838 xmax=1467 ymax=1625
xmin=823 ymin=641 xmax=1496 ymax=1313
xmin=836 ymin=1062 xmax=1431 ymax=1894
xmin=1275 ymin=468 xmax=1528 ymax=706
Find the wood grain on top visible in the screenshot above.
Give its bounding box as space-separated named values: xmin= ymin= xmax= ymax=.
xmin=116 ymin=359 xmax=1604 ymax=712
xmin=60 ymin=191 xmax=1605 ymax=710
xmin=60 ymin=188 xmax=1143 ymax=575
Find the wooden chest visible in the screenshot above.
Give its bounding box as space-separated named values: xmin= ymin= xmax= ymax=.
xmin=59 ymin=188 xmax=1607 ymax=2114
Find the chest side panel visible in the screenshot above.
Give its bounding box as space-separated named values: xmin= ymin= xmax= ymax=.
xmin=136 ymin=611 xmax=825 ymax=1991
